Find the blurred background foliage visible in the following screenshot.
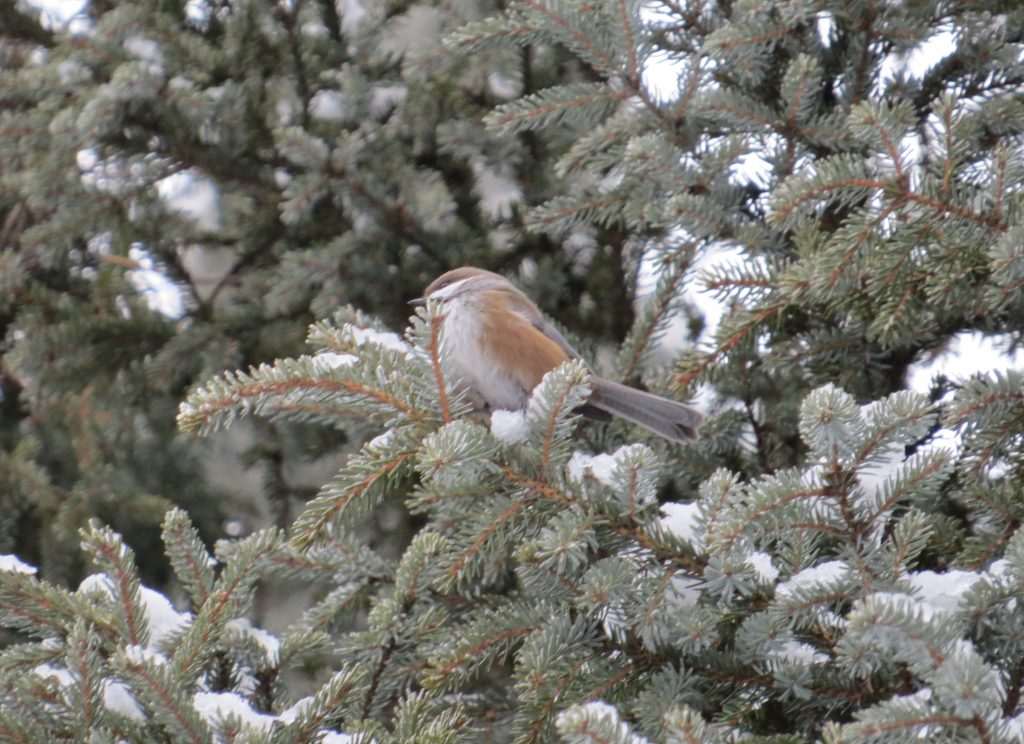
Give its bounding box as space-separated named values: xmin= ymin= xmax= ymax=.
xmin=0 ymin=0 xmax=643 ymax=588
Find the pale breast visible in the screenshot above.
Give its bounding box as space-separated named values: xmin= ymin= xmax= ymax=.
xmin=442 ymin=297 xmax=530 ymax=410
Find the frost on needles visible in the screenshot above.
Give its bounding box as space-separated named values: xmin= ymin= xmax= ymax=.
xmin=3 ymin=0 xmax=1024 ymax=739
xmin=3 ymin=306 xmax=1024 ymax=742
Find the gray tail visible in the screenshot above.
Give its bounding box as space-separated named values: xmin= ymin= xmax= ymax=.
xmin=587 ymin=378 xmax=703 ymax=443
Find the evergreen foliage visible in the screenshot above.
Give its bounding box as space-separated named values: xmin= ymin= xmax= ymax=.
xmin=1 ymin=0 xmax=1024 ymax=740
xmin=0 ymin=0 xmax=625 ymax=583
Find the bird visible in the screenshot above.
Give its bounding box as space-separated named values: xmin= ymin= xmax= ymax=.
xmin=410 ymin=267 xmax=703 ymax=442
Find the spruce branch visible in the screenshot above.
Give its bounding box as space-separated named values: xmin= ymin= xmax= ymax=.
xmin=528 ymin=193 xmax=624 ymax=235
xmin=862 ymin=449 xmax=952 ymax=526
xmin=612 ymin=0 xmax=640 ymax=82
xmin=394 ymin=531 xmax=448 ymax=604
xmin=272 ymin=666 xmax=364 ymax=744
xmin=80 ymin=521 xmax=149 ymax=649
xmin=428 ymin=313 xmax=452 ymax=424
xmin=486 ymin=84 xmax=631 ymax=135
xmin=780 ymin=54 xmax=823 ymax=129
xmin=171 ymin=529 xmax=281 ymax=681
xmin=290 ymin=448 xmax=417 ymax=552
xmin=0 ymin=569 xmax=97 ymax=641
xmin=161 ymin=508 xmax=215 ymax=609
xmin=177 ymin=343 xmax=426 ymax=436
xmin=526 ymin=360 xmax=591 ymax=474
xmin=445 ymin=498 xmax=529 ymax=588
xmin=0 ymin=713 xmax=41 ymax=744
xmin=518 ymin=0 xmax=616 ymax=73
xmin=391 ymin=690 xmax=471 ymax=742
xmin=65 ymin=620 xmax=104 ymax=733
xmin=444 ymin=14 xmax=545 ymax=54
xmin=617 ymin=245 xmax=695 ymax=381
xmin=847 ymin=101 xmax=914 ymax=181
xmin=360 ymin=636 xmax=396 ymax=721
xmin=265 ymin=534 xmax=392 ymax=586
xmin=114 ymin=647 xmax=212 ymax=744
xmin=417 ymin=420 xmax=498 ymax=494
xmin=425 ymin=603 xmax=547 ymax=690
xmin=555 ymin=110 xmax=652 ymax=177
xmin=555 ymin=699 xmax=649 ymax=743
xmin=676 ymin=302 xmax=787 ymax=387
xmin=405 ymin=304 xmax=474 ymax=425
xmin=771 ymin=155 xmax=1008 ymax=233
xmin=279 ymin=1 xmax=313 ymax=130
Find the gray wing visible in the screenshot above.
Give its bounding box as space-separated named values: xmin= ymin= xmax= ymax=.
xmin=502 ymin=288 xmax=585 ymax=360
xmin=531 ymin=315 xmax=583 ymax=360
xmin=509 ymin=303 xmax=613 ymax=422
xmin=531 ymin=315 xmax=616 ymax=422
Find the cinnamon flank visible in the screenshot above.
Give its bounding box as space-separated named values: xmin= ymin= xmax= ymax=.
xmin=478 ymin=290 xmax=569 ymax=393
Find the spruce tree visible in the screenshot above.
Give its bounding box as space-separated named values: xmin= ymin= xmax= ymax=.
xmin=2 ymin=0 xmax=1024 ymax=741
xmin=1 ymin=0 xmax=626 ymax=584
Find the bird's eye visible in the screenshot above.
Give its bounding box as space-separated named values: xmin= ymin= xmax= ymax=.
xmin=438 ymin=280 xmax=450 ymax=288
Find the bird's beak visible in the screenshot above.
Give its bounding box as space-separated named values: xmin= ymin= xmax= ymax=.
xmin=408 ymin=297 xmax=426 ymax=306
